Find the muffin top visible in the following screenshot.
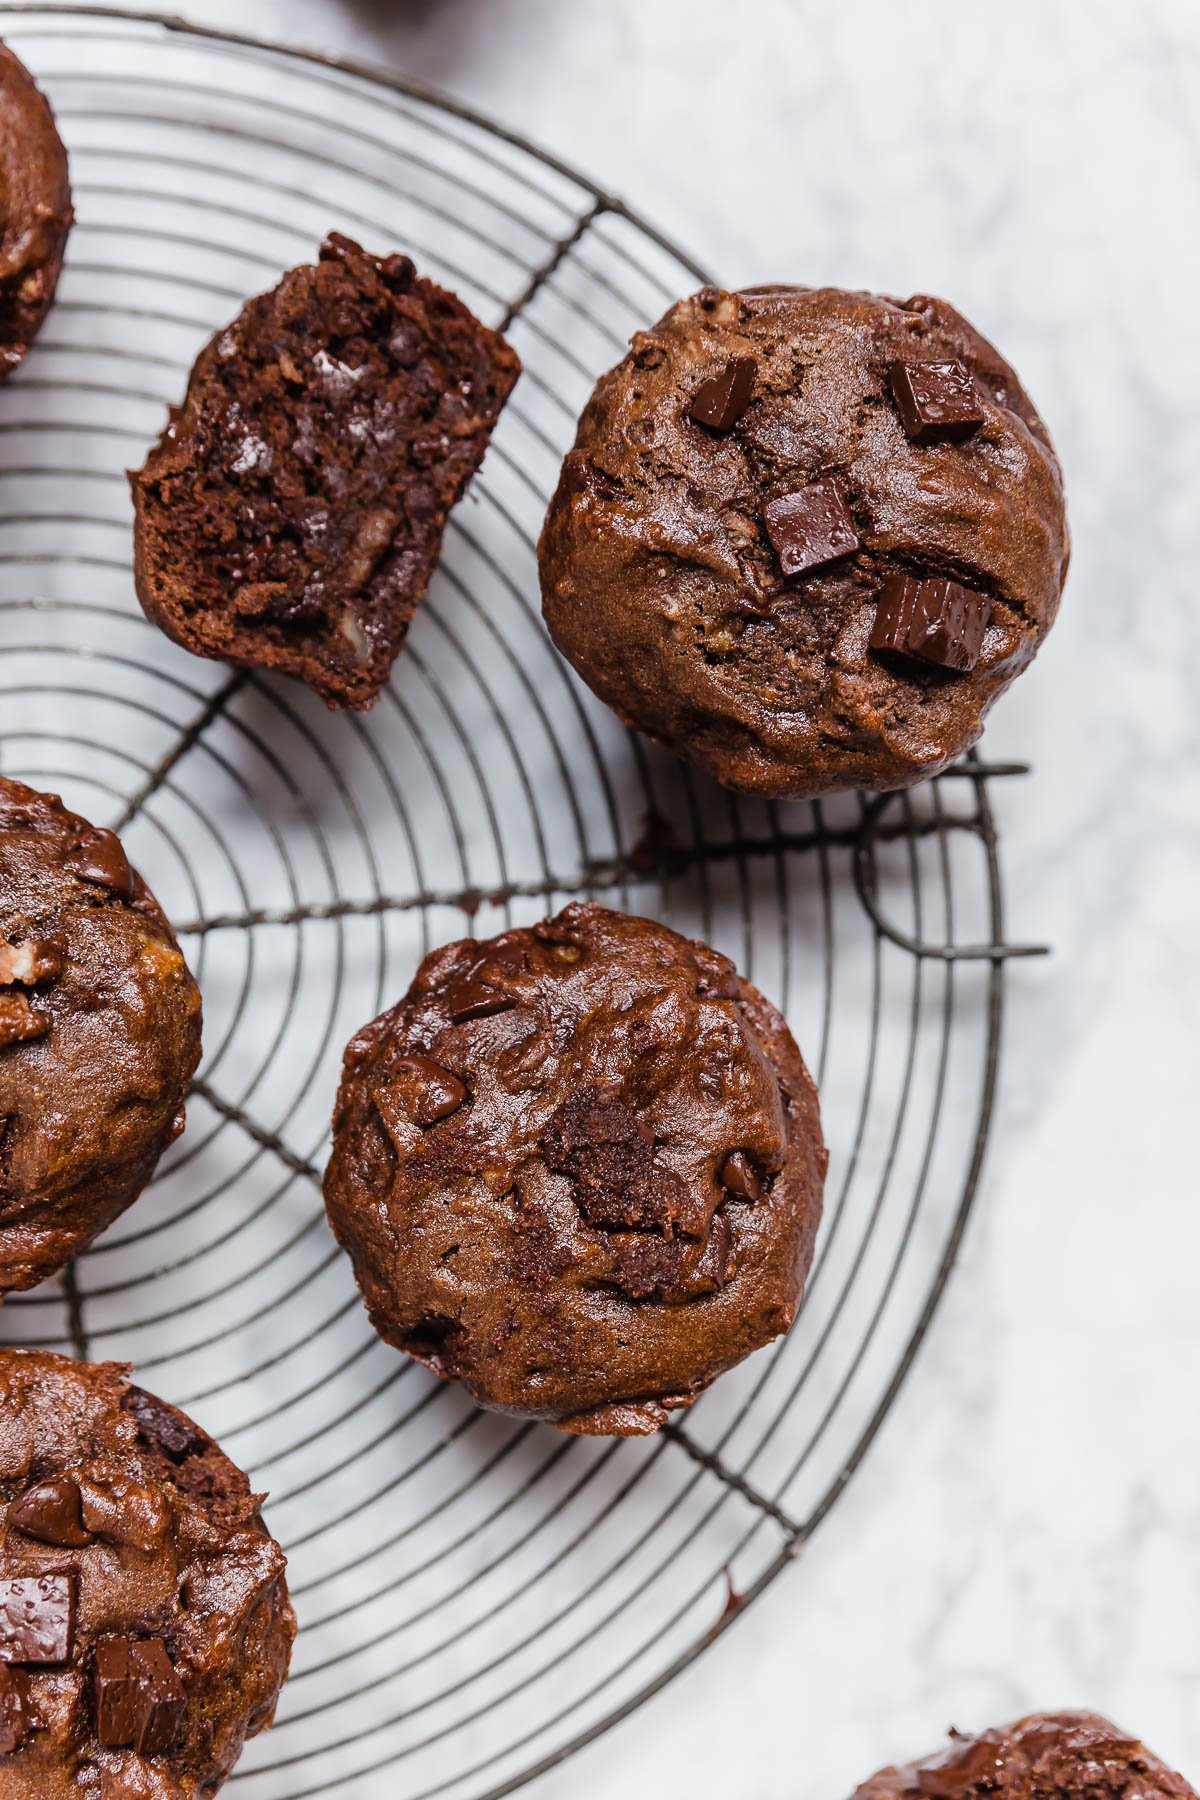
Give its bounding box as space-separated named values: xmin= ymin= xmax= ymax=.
xmin=852 ymin=1712 xmax=1196 ymax=1800
xmin=0 ymin=1351 xmax=295 ymax=1797
xmin=540 ymin=285 xmax=1067 ymax=798
xmin=324 ymin=903 xmax=825 ymax=1435
xmin=0 ymin=779 xmax=201 ymax=1293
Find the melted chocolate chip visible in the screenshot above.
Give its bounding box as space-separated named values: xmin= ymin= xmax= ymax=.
xmin=718 ymin=1151 xmax=764 ymax=1201
xmin=870 ymin=573 xmax=992 ymax=673
xmin=0 ymin=993 xmax=49 ymax=1049
xmin=8 ymin=1475 xmax=92 ymax=1548
xmin=63 ymin=827 xmax=135 ymax=900
xmin=390 ymin=1055 xmax=468 ymax=1126
xmin=0 ymin=1571 xmax=75 ymax=1664
xmin=0 ymin=1666 xmax=31 ymax=1754
xmin=688 ymin=355 xmax=756 ymax=431
xmin=763 ymin=478 xmax=860 ymax=577
xmin=94 ymin=1635 xmax=185 ymax=1756
xmin=915 ymin=1731 xmax=1008 ymax=1797
xmin=889 ymin=359 xmax=983 ymax=445
xmin=445 ymin=974 xmax=516 ymax=1023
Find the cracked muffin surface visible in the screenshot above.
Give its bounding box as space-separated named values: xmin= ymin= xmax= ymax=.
xmin=0 ymin=1351 xmax=294 ymax=1797
xmin=0 ymin=779 xmax=202 ymax=1294
xmin=852 ymin=1711 xmax=1196 ymax=1800
xmin=539 ymin=285 xmax=1068 ymax=798
xmin=324 ymin=903 xmax=826 ymax=1435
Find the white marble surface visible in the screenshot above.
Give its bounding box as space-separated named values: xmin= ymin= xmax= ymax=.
xmin=30 ymin=1 xmax=1200 ymax=1794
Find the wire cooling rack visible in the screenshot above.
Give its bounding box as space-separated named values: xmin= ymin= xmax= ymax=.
xmin=0 ymin=10 xmax=1045 ymax=1795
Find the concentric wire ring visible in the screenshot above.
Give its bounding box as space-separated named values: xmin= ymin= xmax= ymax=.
xmin=0 ymin=11 xmax=1040 ymax=1795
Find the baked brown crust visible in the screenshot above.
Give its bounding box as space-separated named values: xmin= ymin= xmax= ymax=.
xmin=0 ymin=1351 xmax=294 ymax=1796
xmin=131 ymin=233 xmax=521 ymax=709
xmin=324 ymin=903 xmax=826 ymax=1434
xmin=539 ymin=285 xmax=1068 ymax=798
xmin=0 ymin=779 xmax=202 ymax=1294
xmin=0 ymin=40 xmax=72 ymax=381
xmin=852 ymin=1712 xmax=1197 ymax=1800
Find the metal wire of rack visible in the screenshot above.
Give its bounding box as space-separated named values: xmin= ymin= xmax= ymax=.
xmin=0 ymin=10 xmax=1044 ymax=1796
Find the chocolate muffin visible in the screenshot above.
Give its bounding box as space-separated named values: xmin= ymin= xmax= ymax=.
xmin=0 ymin=779 xmax=202 ymax=1294
xmin=0 ymin=1351 xmax=295 ymax=1795
xmin=0 ymin=41 xmax=72 ymax=382
xmin=131 ymin=233 xmax=521 ymax=709
xmin=324 ymin=902 xmax=826 ymax=1435
xmin=852 ymin=1712 xmax=1196 ymax=1800
xmin=539 ymin=285 xmax=1068 ymax=799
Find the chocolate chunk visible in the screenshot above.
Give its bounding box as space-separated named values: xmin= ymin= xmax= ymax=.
xmin=126 ymin=1388 xmax=206 ymax=1464
xmin=94 ymin=1636 xmax=185 ymax=1756
xmin=870 ymin=573 xmax=993 ymax=673
xmin=688 ymin=355 xmax=756 ymax=431
xmin=718 ymin=1151 xmax=763 ymax=1201
xmin=763 ymin=478 xmax=860 ymax=577
xmin=0 ymin=1572 xmax=75 ymax=1664
xmin=446 ymin=974 xmax=516 ymax=1023
xmin=0 ymin=1666 xmax=31 ymax=1754
xmin=8 ymin=1475 xmax=92 ymax=1548
xmin=78 ymin=1468 xmax=169 ymax=1552
xmin=889 ymin=359 xmax=984 ymax=445
xmin=0 ymin=935 xmax=66 ymax=988
xmin=916 ymin=1730 xmax=1008 ymax=1796
xmin=64 ymin=827 xmax=135 ymax=900
xmin=541 ymin=1089 xmax=708 ymax=1238
xmin=389 ymin=1055 xmax=468 ymax=1126
xmin=0 ymin=993 xmax=49 ymax=1048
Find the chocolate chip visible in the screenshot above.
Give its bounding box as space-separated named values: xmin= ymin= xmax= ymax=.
xmin=0 ymin=1572 xmax=75 ymax=1664
xmin=718 ymin=1151 xmax=764 ymax=1201
xmin=8 ymin=1475 xmax=92 ymax=1548
xmin=64 ymin=827 xmax=135 ymax=900
xmin=870 ymin=573 xmax=992 ymax=673
xmin=446 ymin=975 xmax=516 ymax=1023
xmin=0 ymin=994 xmax=49 ymax=1049
xmin=126 ymin=1388 xmax=205 ymax=1464
xmin=389 ymin=1055 xmax=468 ymax=1126
xmin=688 ymin=355 xmax=756 ymax=431
xmin=0 ymin=1666 xmax=31 ymax=1754
xmin=889 ymin=359 xmax=983 ymax=445
xmin=93 ymin=1636 xmax=184 ymax=1756
xmin=0 ymin=935 xmax=66 ymax=988
xmin=763 ymin=478 xmax=860 ymax=577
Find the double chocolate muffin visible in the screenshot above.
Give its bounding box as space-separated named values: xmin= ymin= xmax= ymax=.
xmin=852 ymin=1712 xmax=1196 ymax=1800
xmin=540 ymin=285 xmax=1068 ymax=798
xmin=0 ymin=779 xmax=201 ymax=1294
xmin=325 ymin=903 xmax=826 ymax=1435
xmin=0 ymin=41 xmax=72 ymax=382
xmin=132 ymin=233 xmax=521 ymax=709
xmin=0 ymin=1351 xmax=295 ymax=1795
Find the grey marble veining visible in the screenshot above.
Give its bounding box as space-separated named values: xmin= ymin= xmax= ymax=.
xmin=27 ymin=1 xmax=1200 ymax=1794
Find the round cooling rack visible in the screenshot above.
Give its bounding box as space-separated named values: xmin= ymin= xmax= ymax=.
xmin=0 ymin=10 xmax=1046 ymax=1796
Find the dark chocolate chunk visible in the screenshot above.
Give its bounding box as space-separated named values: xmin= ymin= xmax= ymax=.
xmin=390 ymin=1056 xmax=468 ymax=1126
xmin=916 ymin=1730 xmax=1008 ymax=1797
xmin=0 ymin=994 xmax=49 ymax=1049
xmin=763 ymin=478 xmax=860 ymax=577
xmin=0 ymin=1572 xmax=75 ymax=1664
xmin=870 ymin=573 xmax=992 ymax=673
xmin=0 ymin=1665 xmax=31 ymax=1754
xmin=718 ymin=1151 xmax=764 ymax=1201
xmin=446 ymin=975 xmax=516 ymax=1023
xmin=889 ymin=359 xmax=983 ymax=445
xmin=0 ymin=935 xmax=66 ymax=988
xmin=64 ymin=827 xmax=135 ymax=900
xmin=126 ymin=1387 xmax=206 ymax=1464
xmin=8 ymin=1475 xmax=92 ymax=1548
xmin=688 ymin=355 xmax=756 ymax=431
xmin=94 ymin=1635 xmax=185 ymax=1756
